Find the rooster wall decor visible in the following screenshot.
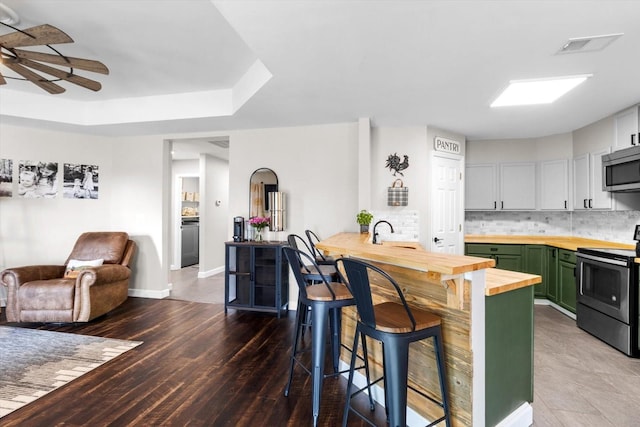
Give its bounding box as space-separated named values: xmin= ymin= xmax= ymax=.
xmin=385 ymin=153 xmax=409 ymax=176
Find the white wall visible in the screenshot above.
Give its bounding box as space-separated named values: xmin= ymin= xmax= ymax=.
xmin=226 ymin=122 xmax=359 ymax=304
xmin=228 ymin=122 xmax=360 ymax=241
xmin=0 ymin=124 xmax=169 ymax=302
xmin=199 ymin=154 xmax=229 ymax=275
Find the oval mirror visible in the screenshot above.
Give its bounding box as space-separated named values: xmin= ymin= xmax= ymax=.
xmin=249 ymin=168 xmax=278 ymax=218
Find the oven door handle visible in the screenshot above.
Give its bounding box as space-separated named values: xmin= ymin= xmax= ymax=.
xmin=576 ymin=253 xmax=629 ymax=267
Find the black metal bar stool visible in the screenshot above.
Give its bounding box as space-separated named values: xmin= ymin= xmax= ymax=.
xmin=287 ymin=233 xmax=340 ymax=341
xmin=282 ymin=247 xmax=373 ymax=427
xmin=337 ymin=258 xmax=451 ymax=427
xmin=305 ymin=229 xmax=336 ymax=265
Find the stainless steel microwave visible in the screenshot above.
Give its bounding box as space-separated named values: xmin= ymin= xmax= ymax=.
xmin=602 ymin=145 xmax=640 ymax=192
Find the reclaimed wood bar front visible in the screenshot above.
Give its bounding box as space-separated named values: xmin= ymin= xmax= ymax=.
xmin=316 ymin=232 xmax=541 ymax=427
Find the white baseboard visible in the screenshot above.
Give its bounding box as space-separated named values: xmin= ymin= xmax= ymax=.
xmin=339 ymin=360 xmax=428 ymax=427
xmin=496 ymin=402 xmax=533 ymax=427
xmin=534 ymin=298 xmax=576 ymax=320
xmin=128 ymin=288 xmax=170 ymax=299
xmin=341 ymin=361 xmax=534 ymax=427
xmin=198 ymin=266 xmax=224 ymax=278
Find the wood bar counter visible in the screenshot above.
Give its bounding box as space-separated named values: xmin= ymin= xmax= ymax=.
xmin=317 ymin=232 xmax=540 ymax=427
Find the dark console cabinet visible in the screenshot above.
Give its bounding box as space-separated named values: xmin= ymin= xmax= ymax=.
xmin=224 ymin=241 xmax=289 ymax=317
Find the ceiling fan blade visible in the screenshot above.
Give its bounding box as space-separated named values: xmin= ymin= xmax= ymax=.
xmin=12 ymin=57 xmax=102 ymax=91
xmin=0 ymin=70 xmax=6 ymax=85
xmin=0 ymin=24 xmax=73 ymax=48
xmin=0 ymin=60 xmax=65 ymax=94
xmin=13 ymin=49 xmax=109 ymax=74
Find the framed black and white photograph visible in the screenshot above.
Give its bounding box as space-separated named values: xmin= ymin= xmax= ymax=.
xmin=0 ymin=158 xmax=12 ymax=198
xmin=18 ymin=160 xmax=59 ymax=198
xmin=63 ymin=163 xmax=99 ymax=199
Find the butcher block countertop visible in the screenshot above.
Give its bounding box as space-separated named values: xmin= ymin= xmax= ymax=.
xmin=465 ymin=234 xmax=635 ymax=251
xmin=484 ymin=268 xmax=541 ymax=296
xmin=317 ymin=232 xmax=541 ymax=296
xmin=316 ymin=232 xmax=494 ymax=275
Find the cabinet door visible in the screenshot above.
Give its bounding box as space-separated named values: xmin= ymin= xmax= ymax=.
xmin=573 ymin=154 xmax=589 ymax=210
xmin=494 ymin=254 xmax=523 ymax=271
xmin=540 ymin=160 xmax=569 ymax=210
xmin=524 ymin=245 xmax=546 ymax=297
xmin=500 ymin=162 xmax=536 ymax=210
xmin=226 ymin=245 xmax=252 ymax=306
xmin=558 ymin=250 xmax=577 ymax=313
xmin=589 ymin=148 xmax=612 ymax=210
xmin=465 ymin=164 xmax=497 ymax=210
xmin=253 ymin=246 xmax=277 ymax=307
xmin=545 ymin=247 xmax=559 ymax=303
xmin=614 ymin=106 xmax=640 ymax=150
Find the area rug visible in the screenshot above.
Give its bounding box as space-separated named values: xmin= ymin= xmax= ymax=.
xmin=0 ymin=326 xmax=142 ymax=419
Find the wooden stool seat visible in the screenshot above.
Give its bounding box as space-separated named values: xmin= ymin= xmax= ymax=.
xmin=306 ymin=282 xmax=353 ymax=301
xmin=373 ymin=301 xmax=442 ymax=333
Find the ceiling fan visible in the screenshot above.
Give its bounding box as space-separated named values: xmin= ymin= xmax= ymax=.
xmin=0 ymin=8 xmax=108 ymax=94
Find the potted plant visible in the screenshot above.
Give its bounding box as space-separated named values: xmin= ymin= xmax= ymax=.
xmin=356 ymin=210 xmax=373 ymax=233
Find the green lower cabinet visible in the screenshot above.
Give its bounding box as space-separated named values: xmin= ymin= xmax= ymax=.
xmin=465 ymin=244 xmax=523 ymax=271
xmin=486 ymin=286 xmax=534 ymax=426
xmin=545 ymin=247 xmax=559 ymax=303
xmin=558 ymin=249 xmax=577 ymax=313
xmin=466 ymin=242 xmax=574 ymax=309
xmin=523 ymin=245 xmax=546 ymax=297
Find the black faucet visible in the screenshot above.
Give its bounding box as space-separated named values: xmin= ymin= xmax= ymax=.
xmin=372 ymin=220 xmax=394 ymax=244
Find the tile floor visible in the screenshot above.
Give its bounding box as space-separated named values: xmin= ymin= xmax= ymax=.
xmin=168 ymin=265 xmax=225 ymax=304
xmin=168 ymin=267 xmax=640 ymax=426
xmin=533 ymin=305 xmax=640 ymax=426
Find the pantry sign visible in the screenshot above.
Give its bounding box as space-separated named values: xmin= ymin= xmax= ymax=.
xmin=434 ymin=136 xmax=461 ymax=155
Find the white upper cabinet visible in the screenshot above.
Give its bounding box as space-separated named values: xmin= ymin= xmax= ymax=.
xmin=465 ymin=162 xmax=536 ymax=210
xmin=500 ymin=162 xmax=536 ymax=210
xmin=465 ymin=164 xmax=497 ymax=210
xmin=614 ymin=106 xmax=640 ymax=150
xmin=540 ymin=159 xmax=570 ymax=210
xmin=573 ymin=148 xmax=612 ymax=210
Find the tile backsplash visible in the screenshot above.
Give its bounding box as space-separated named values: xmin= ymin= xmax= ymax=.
xmin=465 ymin=211 xmax=640 ymax=245
xmin=371 ymin=210 xmax=419 ymax=241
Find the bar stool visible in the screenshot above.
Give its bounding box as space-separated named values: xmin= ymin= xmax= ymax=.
xmin=282 ymin=247 xmax=373 ymax=427
xmin=305 ymin=229 xmax=335 ymax=265
xmin=337 ymin=258 xmax=451 ymax=427
xmin=287 ymin=233 xmax=340 ymax=340
xmin=288 ymin=234 xmax=339 ymax=277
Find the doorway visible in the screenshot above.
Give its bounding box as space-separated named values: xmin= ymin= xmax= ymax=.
xmin=168 ymin=137 xmax=230 ymax=304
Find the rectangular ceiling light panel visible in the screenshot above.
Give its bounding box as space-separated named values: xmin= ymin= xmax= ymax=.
xmin=491 ymin=74 xmax=592 ymax=107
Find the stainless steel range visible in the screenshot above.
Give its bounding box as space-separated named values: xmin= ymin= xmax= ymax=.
xmin=576 ymin=246 xmax=639 ymax=357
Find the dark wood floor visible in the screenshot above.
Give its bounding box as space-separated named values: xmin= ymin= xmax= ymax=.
xmin=0 ymin=298 xmax=387 ymax=427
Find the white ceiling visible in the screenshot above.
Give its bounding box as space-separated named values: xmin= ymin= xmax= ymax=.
xmin=1 ymin=0 xmax=640 ymax=142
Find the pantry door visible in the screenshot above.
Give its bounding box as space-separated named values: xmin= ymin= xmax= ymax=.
xmin=431 ymin=154 xmax=463 ymax=254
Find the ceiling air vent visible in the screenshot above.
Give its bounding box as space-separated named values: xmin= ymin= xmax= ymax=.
xmin=556 ymin=33 xmax=623 ymax=54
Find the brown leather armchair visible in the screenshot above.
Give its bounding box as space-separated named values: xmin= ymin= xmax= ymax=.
xmin=1 ymin=232 xmax=136 ymax=323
